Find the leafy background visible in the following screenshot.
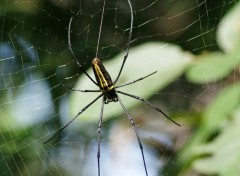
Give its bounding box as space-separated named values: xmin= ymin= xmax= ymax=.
xmin=0 ymin=0 xmax=240 ymax=175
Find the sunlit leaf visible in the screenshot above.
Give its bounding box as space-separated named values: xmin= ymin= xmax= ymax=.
xmin=69 ymin=42 xmax=192 ymax=122
xmin=0 ymin=0 xmax=39 ymax=14
xmin=217 ymin=1 xmax=240 ymax=52
xmin=175 ymin=81 xmax=240 ymax=174
xmin=203 ymin=81 xmax=240 ymax=129
xmin=193 ymin=108 xmax=240 ymax=175
xmin=186 ymin=50 xmax=240 ymax=83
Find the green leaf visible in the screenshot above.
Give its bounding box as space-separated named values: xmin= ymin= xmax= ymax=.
xmin=187 ymin=2 xmax=240 ymax=83
xmin=193 ymin=108 xmax=240 ymax=176
xmin=186 ymin=50 xmax=240 ymax=83
xmin=203 ymin=81 xmax=240 ymax=130
xmin=69 ymin=42 xmax=192 ymax=122
xmin=0 ymin=0 xmax=38 ymax=14
xmin=217 ymin=1 xmax=240 ymax=52
xmin=176 ymin=82 xmax=240 ymax=173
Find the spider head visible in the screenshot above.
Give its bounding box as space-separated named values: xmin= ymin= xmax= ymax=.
xmin=103 ymin=89 xmax=118 ymax=104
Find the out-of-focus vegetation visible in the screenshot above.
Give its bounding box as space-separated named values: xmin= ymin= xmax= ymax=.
xmin=0 ymin=0 xmax=240 ymax=175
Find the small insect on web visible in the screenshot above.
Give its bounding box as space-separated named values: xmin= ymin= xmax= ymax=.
xmin=44 ymin=0 xmax=181 ymax=176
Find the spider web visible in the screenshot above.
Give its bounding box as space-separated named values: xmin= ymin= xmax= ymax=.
xmin=0 ymin=0 xmax=237 ymax=176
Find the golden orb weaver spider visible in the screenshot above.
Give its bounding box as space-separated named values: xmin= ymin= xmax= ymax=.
xmin=44 ymin=0 xmax=180 ymax=176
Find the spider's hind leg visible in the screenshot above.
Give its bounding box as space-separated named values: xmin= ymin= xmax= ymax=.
xmin=117 ymin=95 xmax=149 ymax=176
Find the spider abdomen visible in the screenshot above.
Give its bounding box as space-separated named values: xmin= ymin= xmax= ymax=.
xmin=92 ymin=58 xmax=118 ymax=103
xmin=92 ymin=58 xmax=114 ymax=92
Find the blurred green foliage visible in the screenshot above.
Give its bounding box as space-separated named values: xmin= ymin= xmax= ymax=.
xmin=164 ymin=1 xmax=240 ymax=175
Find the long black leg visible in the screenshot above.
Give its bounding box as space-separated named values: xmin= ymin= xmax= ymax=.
xmin=62 ymin=84 xmax=101 ymax=92
xmin=44 ymin=94 xmax=103 ymax=144
xmin=115 ymin=71 xmax=157 ymax=89
xmin=113 ymin=0 xmax=133 ymax=84
xmin=117 ymin=96 xmax=149 ymax=176
xmin=68 ymin=17 xmax=98 ymax=86
xmin=97 ymin=98 xmax=105 ymax=176
xmin=95 ymin=0 xmax=105 ymax=58
xmin=117 ymin=91 xmax=181 ymax=126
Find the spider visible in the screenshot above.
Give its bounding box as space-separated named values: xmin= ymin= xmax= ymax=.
xmin=44 ymin=0 xmax=180 ymax=176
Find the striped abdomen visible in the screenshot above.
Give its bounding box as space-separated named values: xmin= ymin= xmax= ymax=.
xmin=92 ymin=58 xmax=114 ymax=92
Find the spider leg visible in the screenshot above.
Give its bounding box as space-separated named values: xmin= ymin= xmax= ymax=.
xmin=115 ymin=71 xmax=157 ymax=89
xmin=44 ymin=94 xmax=103 ymax=144
xmin=113 ymin=0 xmax=133 ymax=84
xmin=68 ymin=17 xmax=98 ymax=86
xmin=95 ymin=0 xmax=105 ymax=58
xmin=62 ymin=84 xmax=100 ymax=92
xmin=97 ymin=97 xmax=105 ymax=176
xmin=116 ymin=90 xmax=181 ymax=126
xmin=117 ymin=95 xmax=149 ymax=176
